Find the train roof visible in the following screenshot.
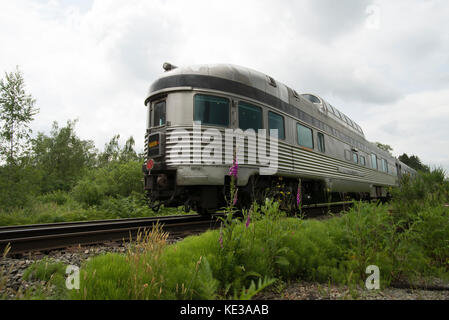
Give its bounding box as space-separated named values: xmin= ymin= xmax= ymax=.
xmin=148 ymin=63 xmax=364 ymax=136
xmin=301 ymin=93 xmax=364 ymax=136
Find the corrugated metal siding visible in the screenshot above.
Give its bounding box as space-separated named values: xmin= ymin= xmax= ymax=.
xmin=164 ymin=126 xmax=396 ymax=186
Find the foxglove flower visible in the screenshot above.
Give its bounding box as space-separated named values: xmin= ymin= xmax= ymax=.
xmin=229 ymin=157 xmax=239 ymax=178
xmin=245 ymin=210 xmax=251 ymax=228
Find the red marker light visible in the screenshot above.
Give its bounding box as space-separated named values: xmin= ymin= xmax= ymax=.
xmin=146 ymin=159 xmax=154 ymax=170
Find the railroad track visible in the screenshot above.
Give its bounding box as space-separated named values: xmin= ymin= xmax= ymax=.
xmin=0 ymin=201 xmax=355 ymax=255
xmin=0 ymin=214 xmax=223 ymax=255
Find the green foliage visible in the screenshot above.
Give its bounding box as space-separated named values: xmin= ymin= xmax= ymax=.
xmin=0 ymin=191 xmax=186 ymax=226
xmin=23 ymin=258 xmax=67 ymax=282
xmin=375 ymin=142 xmax=393 ymax=154
xmin=398 ymin=153 xmax=430 ymax=172
xmin=97 ymin=134 xmax=140 ymax=166
xmin=31 ymin=120 xmax=96 ymax=193
xmin=390 ymin=168 xmax=449 ymax=222
xmin=72 ymin=253 xmax=133 ymax=300
xmin=72 ymin=160 xmax=144 ymax=206
xmin=97 ymin=194 xmax=155 ymax=219
xmin=232 ymin=276 xmax=276 ymax=300
xmin=0 ymin=67 xmax=40 ymax=210
xmin=0 ymin=66 xmax=38 ymax=164
xmin=0 ymin=163 xmax=39 ymax=210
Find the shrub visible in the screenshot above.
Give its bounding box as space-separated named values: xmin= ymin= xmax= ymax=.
xmin=390 ymin=168 xmax=449 ymax=222
xmin=72 ymin=160 xmax=143 ymax=206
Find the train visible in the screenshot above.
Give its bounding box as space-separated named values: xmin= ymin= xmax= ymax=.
xmin=142 ymin=63 xmax=415 ymax=213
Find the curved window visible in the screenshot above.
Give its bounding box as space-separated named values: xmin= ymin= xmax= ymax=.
xmin=302 ymin=94 xmax=321 ymax=104
xmin=297 ymin=123 xmax=314 ymax=149
xmin=238 ymin=101 xmax=263 ymax=131
xmin=353 ymin=153 xmax=359 ymax=163
xmin=194 ymin=94 xmax=229 ymax=127
xmin=268 ymin=111 xmax=285 ymax=140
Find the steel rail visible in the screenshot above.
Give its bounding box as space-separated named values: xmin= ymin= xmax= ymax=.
xmin=0 ymin=214 xmax=223 ymax=254
xmin=0 ymin=201 xmax=355 ymax=255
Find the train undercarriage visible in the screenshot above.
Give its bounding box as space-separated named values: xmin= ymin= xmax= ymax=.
xmin=143 ymin=167 xmax=372 ymax=215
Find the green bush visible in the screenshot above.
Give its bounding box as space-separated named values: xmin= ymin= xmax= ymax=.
xmin=38 ymin=190 xmax=71 ymax=206
xmin=391 ymin=168 xmax=449 ymax=221
xmin=72 ymin=160 xmax=143 ymax=206
xmin=71 ymin=253 xmax=132 ymax=300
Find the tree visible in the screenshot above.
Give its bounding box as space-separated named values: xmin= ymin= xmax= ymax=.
xmin=98 ymin=134 xmax=139 ymax=166
xmin=32 ymin=120 xmax=97 ymax=192
xmin=375 ymin=142 xmax=393 ymax=154
xmin=398 ymin=153 xmax=430 ymax=172
xmin=0 ymin=66 xmax=38 ymax=164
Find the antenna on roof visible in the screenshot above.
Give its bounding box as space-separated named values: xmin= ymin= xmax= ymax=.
xmin=163 ymin=62 xmax=178 ymax=72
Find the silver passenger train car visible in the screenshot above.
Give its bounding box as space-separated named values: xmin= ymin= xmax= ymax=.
xmin=142 ymin=63 xmax=415 ymax=213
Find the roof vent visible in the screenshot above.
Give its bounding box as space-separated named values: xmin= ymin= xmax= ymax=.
xmin=163 ymin=62 xmax=178 ymax=72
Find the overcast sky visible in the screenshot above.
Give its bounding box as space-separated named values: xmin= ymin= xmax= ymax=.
xmin=0 ymin=0 xmax=448 ymax=172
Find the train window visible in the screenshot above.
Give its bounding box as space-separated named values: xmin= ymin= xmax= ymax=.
xmin=296 ymin=123 xmax=314 ymax=149
xmin=153 ymin=100 xmax=166 ymax=126
xmin=382 ymin=159 xmax=388 ymax=173
xmin=371 ymin=154 xmax=378 ymax=170
xmin=146 ymin=102 xmax=151 ymax=129
xmin=334 ymin=107 xmax=343 ymax=120
xmin=360 ymin=155 xmax=366 ymax=166
xmin=302 ymin=94 xmax=321 ymax=104
xmin=238 ymin=101 xmax=263 ymax=131
xmin=353 ymin=152 xmax=358 ymax=163
xmin=268 ymin=111 xmax=285 ymax=140
xmin=194 ymin=94 xmax=230 ymax=127
xmin=317 ymin=132 xmax=325 ymax=152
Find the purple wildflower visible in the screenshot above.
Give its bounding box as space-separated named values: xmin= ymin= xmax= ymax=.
xmin=229 ymin=157 xmax=239 ymax=177
xmin=245 ymin=210 xmax=251 ymax=228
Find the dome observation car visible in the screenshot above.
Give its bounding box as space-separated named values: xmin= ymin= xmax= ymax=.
xmin=301 ymin=93 xmax=364 ymax=137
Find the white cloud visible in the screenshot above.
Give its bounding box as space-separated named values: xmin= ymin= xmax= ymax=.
xmin=361 ymin=87 xmax=449 ymax=171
